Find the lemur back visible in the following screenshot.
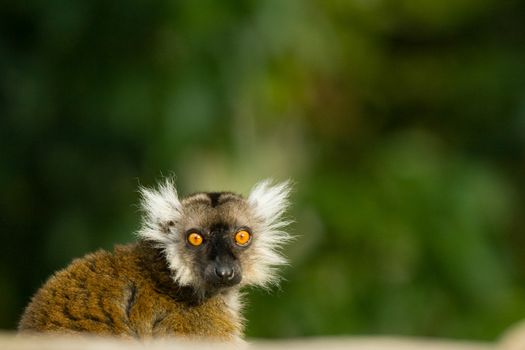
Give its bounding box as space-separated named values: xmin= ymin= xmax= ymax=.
xmin=19 ymin=243 xmax=239 ymax=338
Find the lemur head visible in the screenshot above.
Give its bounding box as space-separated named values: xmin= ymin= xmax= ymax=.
xmin=137 ymin=179 xmax=292 ymax=295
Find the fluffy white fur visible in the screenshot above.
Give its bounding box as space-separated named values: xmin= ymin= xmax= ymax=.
xmin=137 ymin=179 xmax=195 ymax=286
xmin=137 ymin=178 xmax=293 ymax=289
xmin=137 ymin=178 xmax=182 ymax=242
xmin=245 ymin=179 xmax=293 ymax=287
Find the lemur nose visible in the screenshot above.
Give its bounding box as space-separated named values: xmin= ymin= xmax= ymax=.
xmin=215 ymin=266 xmax=234 ymax=280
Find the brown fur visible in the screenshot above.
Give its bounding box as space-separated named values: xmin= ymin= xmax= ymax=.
xmin=18 ymin=242 xmax=240 ymax=339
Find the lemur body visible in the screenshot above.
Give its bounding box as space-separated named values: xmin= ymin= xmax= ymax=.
xmin=18 ymin=180 xmax=292 ymax=340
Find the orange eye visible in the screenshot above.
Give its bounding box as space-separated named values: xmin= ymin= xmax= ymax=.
xmin=187 ymin=232 xmax=203 ymax=246
xmin=234 ymin=230 xmax=251 ymax=246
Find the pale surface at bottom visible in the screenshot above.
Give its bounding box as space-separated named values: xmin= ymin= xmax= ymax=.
xmin=6 ymin=320 xmax=525 ymax=349
xmin=0 ymin=333 xmax=499 ymax=350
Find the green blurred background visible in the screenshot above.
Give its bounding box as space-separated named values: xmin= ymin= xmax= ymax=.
xmin=1 ymin=0 xmax=525 ymax=341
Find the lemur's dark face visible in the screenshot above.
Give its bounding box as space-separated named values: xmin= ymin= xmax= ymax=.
xmin=181 ymin=193 xmax=254 ymax=291
xmin=185 ymin=221 xmax=249 ymax=290
xmin=169 ymin=192 xmax=256 ymax=293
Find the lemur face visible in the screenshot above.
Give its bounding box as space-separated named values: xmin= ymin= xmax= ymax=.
xmin=138 ymin=179 xmax=292 ymax=295
xmin=177 ymin=193 xmax=253 ymax=292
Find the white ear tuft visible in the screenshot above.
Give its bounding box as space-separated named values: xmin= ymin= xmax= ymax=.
xmin=137 ymin=178 xmax=182 ymax=243
xmin=246 ymin=179 xmax=293 ymax=287
xmin=248 ymin=179 xmax=292 ymax=225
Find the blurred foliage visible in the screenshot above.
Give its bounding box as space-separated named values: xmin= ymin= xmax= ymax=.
xmin=1 ymin=0 xmax=525 ymax=341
